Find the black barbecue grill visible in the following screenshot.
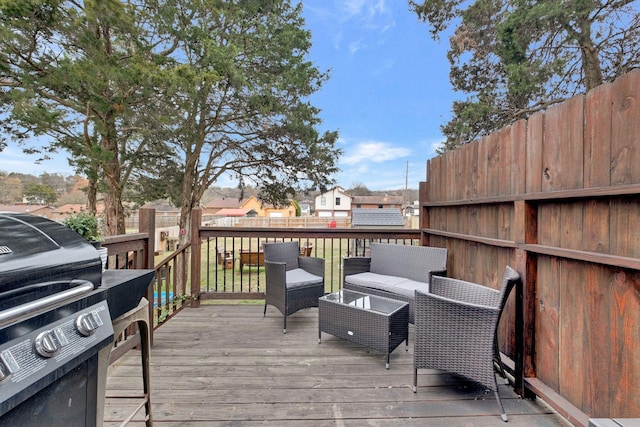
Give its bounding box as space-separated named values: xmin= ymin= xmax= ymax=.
xmin=0 ymin=212 xmax=154 ymax=427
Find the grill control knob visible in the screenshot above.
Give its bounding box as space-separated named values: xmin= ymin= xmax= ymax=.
xmin=34 ymin=330 xmax=61 ymax=358
xmin=0 ymin=363 xmax=10 ymax=383
xmin=0 ymin=351 xmax=19 ymax=383
xmin=75 ymin=311 xmax=103 ymax=337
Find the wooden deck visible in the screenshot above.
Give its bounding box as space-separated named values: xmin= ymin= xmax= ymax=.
xmin=104 ymin=305 xmax=573 ymax=426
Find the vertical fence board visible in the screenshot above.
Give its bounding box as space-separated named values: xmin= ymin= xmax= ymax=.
xmin=536 ymin=256 xmax=560 ymax=391
xmin=609 ymin=269 xmax=640 ymax=417
xmin=610 ymin=72 xmax=640 ymax=185
xmin=487 ymin=131 xmax=501 ymax=197
xmin=560 ymin=202 xmax=584 ymax=251
xmin=558 ymin=260 xmax=586 ymax=412
xmin=477 ymin=136 xmax=489 ymax=198
xmin=527 ymin=112 xmax=544 ymax=193
xmin=449 ymin=150 xmax=458 ymax=200
xmin=585 ymin=81 xmax=613 ymax=188
xmin=538 ymin=204 xmax=561 ymax=247
xmin=469 ymin=140 xmax=479 ymax=199
xmin=583 ymin=263 xmax=611 ymax=417
xmin=562 ymin=96 xmax=586 ymax=190
xmin=449 ymin=206 xmax=460 ymax=235
xmin=582 ymin=200 xmax=610 ymax=253
xmin=497 ymin=203 xmax=512 ymax=241
xmin=610 ymin=198 xmax=640 ymax=258
xmin=543 ymin=96 xmax=585 ymax=192
xmin=511 ymin=120 xmax=527 ymax=195
xmin=431 ymin=155 xmax=442 ymax=202
xmin=542 ymin=104 xmax=562 ymax=192
xmin=498 ymin=125 xmax=512 ymax=196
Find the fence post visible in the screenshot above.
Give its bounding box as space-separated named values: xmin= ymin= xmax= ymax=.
xmin=190 ymin=207 xmax=202 ymax=308
xmin=513 ymin=200 xmax=538 ymax=398
xmin=419 ymin=181 xmax=429 ymax=246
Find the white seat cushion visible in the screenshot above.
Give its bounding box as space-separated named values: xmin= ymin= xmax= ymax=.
xmin=345 ymin=272 xmax=428 ymax=298
xmin=286 ymin=268 xmax=323 ymax=289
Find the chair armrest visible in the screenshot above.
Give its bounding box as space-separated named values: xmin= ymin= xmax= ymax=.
xmin=430 ymin=275 xmax=500 ymax=307
xmin=428 ymin=269 xmax=447 ymax=282
xmin=343 ymin=257 xmax=371 ymax=278
xmin=265 ymin=260 xmax=286 ymax=287
xmin=299 ymin=256 xmax=325 ymax=277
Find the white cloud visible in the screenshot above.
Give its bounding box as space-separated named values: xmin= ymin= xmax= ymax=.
xmin=348 ymin=39 xmax=365 ymax=54
xmin=343 ymin=0 xmax=365 ymax=16
xmin=341 ymin=140 xmax=411 ymax=165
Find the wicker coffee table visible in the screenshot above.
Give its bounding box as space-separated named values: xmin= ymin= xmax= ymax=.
xmin=318 ymin=289 xmax=409 ymax=369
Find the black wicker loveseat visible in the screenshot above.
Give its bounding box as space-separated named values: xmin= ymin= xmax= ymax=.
xmin=342 ymin=243 xmax=447 ymax=323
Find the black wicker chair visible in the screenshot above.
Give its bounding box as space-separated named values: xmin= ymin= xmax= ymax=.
xmin=412 ymin=266 xmax=520 ymax=422
xmin=263 ymin=241 xmax=325 ymax=333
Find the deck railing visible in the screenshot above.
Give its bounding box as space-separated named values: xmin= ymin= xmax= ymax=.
xmin=190 ymin=206 xmax=420 ymax=306
xmin=195 ymin=230 xmax=420 ymax=301
xmin=101 ymin=207 xmax=421 ymax=328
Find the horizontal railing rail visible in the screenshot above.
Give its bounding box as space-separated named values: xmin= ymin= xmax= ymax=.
xmin=193 ymin=221 xmax=421 ymax=303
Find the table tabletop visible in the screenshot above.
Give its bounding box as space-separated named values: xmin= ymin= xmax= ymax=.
xmin=320 ymin=289 xmax=408 ymax=316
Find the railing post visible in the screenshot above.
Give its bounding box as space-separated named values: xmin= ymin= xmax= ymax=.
xmin=138 ymin=207 xmax=156 ymax=269
xmin=190 ymin=207 xmax=202 ymax=308
xmin=138 ymin=207 xmax=155 ymax=345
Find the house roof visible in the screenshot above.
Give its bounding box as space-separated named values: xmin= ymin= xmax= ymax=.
xmin=351 ymin=208 xmax=404 ymax=227
xmin=52 ymin=204 xmax=105 ymax=214
xmin=204 ymin=198 xmax=246 ymax=210
xmin=0 ymin=204 xmax=49 ymax=214
xmin=215 ymin=208 xmax=256 ymax=217
xmin=351 ymin=195 xmax=405 ymax=205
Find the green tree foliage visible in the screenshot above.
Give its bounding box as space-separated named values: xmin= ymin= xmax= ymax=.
xmin=0 ymin=174 xmax=22 ymax=203
xmin=0 ymin=0 xmax=340 ymax=238
xmin=0 ymin=0 xmax=167 ymax=234
xmin=144 ymin=0 xmax=341 ymax=238
xmin=347 ymin=182 xmax=372 ymax=196
xmin=62 ymin=211 xmax=101 ymax=241
xmin=24 ymin=183 xmax=57 ymax=205
xmin=410 ymin=0 xmax=640 ymax=150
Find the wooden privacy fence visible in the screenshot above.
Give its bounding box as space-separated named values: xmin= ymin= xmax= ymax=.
xmin=420 ymin=70 xmax=640 ymax=426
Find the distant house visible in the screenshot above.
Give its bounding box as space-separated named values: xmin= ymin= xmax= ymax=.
xmin=241 ymin=196 xmax=296 ymax=217
xmin=50 ymin=204 xmax=105 ymax=221
xmin=203 ymin=198 xmax=246 ymax=216
xmin=314 ymin=187 xmax=352 ymax=217
xmin=404 ymin=201 xmax=419 ymax=217
xmin=351 ymin=208 xmax=405 ymax=229
xmin=298 ymin=202 xmax=312 ymax=216
xmin=0 ymin=204 xmax=52 ymax=218
xmin=206 ymin=196 xmax=295 ymax=218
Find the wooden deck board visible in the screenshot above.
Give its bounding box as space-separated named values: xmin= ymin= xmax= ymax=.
xmin=104 ymin=305 xmax=572 ymax=426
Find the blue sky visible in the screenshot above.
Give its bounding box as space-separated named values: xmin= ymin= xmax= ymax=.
xmin=2 ymin=0 xmax=455 ymax=191
xmin=302 ymin=0 xmax=454 ymax=190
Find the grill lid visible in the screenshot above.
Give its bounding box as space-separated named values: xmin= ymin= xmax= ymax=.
xmin=0 ymin=212 xmax=102 ymax=295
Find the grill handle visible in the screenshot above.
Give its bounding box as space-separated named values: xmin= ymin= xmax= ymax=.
xmin=0 ymin=280 xmax=95 ymax=328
